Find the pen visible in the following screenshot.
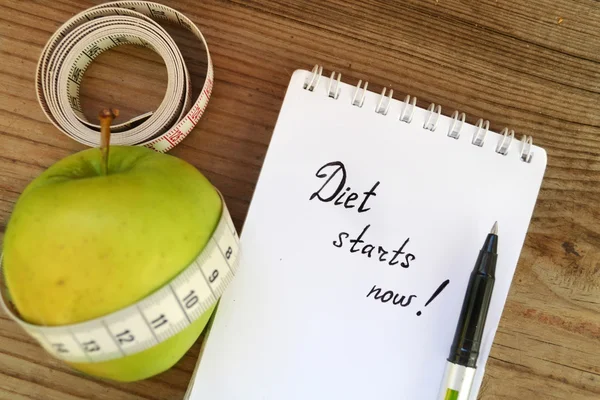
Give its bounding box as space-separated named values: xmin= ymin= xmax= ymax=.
xmin=437 ymin=222 xmax=498 ymax=400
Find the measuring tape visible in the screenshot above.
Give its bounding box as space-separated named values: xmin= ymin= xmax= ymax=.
xmin=2 ymin=2 xmax=239 ymax=364
xmin=0 ymin=196 xmax=239 ymax=363
xmin=36 ymin=1 xmax=213 ymax=152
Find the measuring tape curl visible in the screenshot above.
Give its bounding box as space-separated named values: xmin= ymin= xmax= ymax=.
xmin=0 ymin=196 xmax=239 ymax=364
xmin=36 ymin=1 xmax=213 ymax=152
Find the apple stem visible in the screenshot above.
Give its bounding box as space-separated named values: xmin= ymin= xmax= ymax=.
xmin=98 ymin=108 xmax=119 ymax=175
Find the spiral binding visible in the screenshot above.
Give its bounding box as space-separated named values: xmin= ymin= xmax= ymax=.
xmin=302 ymin=65 xmax=534 ymax=163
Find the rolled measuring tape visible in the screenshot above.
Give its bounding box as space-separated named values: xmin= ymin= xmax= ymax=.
xmin=0 ymin=195 xmax=239 ymax=363
xmin=36 ymin=1 xmax=213 ymax=152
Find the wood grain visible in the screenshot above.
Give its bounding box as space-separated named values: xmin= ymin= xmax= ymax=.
xmin=1 ymin=0 xmax=599 ymax=398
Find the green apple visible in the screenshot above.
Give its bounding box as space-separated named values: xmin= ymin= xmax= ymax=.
xmin=2 ymin=144 xmax=222 ymax=381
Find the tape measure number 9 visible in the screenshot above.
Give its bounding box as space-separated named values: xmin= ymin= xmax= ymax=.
xmin=36 ymin=1 xmax=214 ymax=152
xmin=0 ymin=197 xmax=240 ymax=364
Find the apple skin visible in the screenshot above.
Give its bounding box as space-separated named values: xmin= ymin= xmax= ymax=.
xmin=3 ymin=145 xmax=222 ymax=381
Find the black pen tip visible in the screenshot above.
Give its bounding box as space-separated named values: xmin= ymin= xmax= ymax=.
xmin=490 ymin=221 xmax=498 ymax=235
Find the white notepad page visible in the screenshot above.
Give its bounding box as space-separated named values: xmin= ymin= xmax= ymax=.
xmin=188 ymin=69 xmax=547 ymax=400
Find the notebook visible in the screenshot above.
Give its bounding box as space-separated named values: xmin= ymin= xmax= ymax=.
xmin=185 ymin=66 xmax=547 ymax=400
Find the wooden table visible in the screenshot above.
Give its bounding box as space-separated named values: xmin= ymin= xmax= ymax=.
xmin=1 ymin=0 xmax=599 ymax=399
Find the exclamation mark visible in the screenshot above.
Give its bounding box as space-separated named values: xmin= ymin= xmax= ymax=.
xmin=416 ymin=279 xmax=450 ymax=316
